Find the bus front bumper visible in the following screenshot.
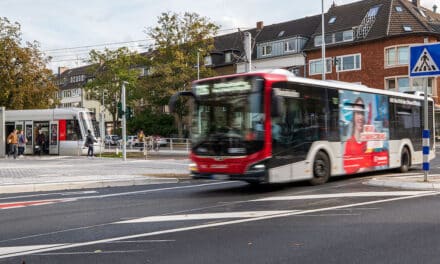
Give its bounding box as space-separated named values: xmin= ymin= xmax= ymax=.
xmin=191 ymin=170 xmax=268 ymax=183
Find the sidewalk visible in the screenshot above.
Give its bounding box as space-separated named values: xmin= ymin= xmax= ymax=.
xmin=0 ymin=155 xmax=190 ymax=194
xmin=365 ymin=171 xmax=440 ymax=190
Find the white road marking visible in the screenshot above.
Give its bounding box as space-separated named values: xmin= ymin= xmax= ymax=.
xmin=0 ymin=191 xmax=436 ymax=259
xmin=0 ymin=244 xmax=65 ymax=255
xmin=115 ymin=211 xmax=295 ymax=224
xmin=251 ymin=191 xmax=433 ymax=201
xmin=0 ymin=191 xmax=97 ymax=201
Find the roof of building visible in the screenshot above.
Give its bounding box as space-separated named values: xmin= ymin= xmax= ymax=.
xmin=304 ymin=0 xmax=440 ymax=51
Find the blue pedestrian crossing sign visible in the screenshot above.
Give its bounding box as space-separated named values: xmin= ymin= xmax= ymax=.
xmin=410 ymin=43 xmax=440 ymax=77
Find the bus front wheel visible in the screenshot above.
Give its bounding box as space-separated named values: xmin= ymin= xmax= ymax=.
xmin=310 ymin=151 xmax=330 ymax=185
xmin=399 ymin=147 xmax=411 ymax=173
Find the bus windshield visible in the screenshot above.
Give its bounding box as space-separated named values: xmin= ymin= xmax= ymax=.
xmin=191 ymin=76 xmax=265 ymax=156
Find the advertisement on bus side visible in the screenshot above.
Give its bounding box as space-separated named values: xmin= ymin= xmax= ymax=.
xmin=340 ymin=90 xmax=389 ymax=174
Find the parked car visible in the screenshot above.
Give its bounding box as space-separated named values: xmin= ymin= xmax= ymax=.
xmin=153 ymin=135 xmax=168 ymax=146
xmin=126 ymin=135 xmax=138 ymax=147
xmin=104 ymin=135 xmax=121 ymax=146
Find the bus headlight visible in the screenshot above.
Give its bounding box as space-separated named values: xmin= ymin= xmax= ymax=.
xmin=248 ymin=163 xmax=266 ymax=172
xmin=189 ymin=163 xmax=199 ymax=173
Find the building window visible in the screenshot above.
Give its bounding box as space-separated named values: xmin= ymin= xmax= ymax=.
xmin=385 ymin=46 xmax=409 ymax=66
xmin=367 ymin=5 xmax=381 ymax=17
xmin=328 ymin=16 xmax=336 ymax=24
xmin=385 ymin=76 xmax=434 ymax=95
xmin=314 ymin=30 xmax=353 ymax=47
xmin=336 ymin=54 xmax=361 ymax=72
xmin=309 ymin=58 xmax=332 ymax=75
xmin=204 ymin=55 xmax=212 ymax=66
xmin=395 ymin=6 xmax=403 ymax=12
xmin=412 ymin=78 xmax=434 ymax=95
xmin=225 ymin=52 xmax=232 ymax=63
xmin=403 ymin=25 xmax=412 ymax=32
xmin=284 ymin=39 xmax=297 ymax=53
xmin=262 ymin=45 xmax=272 ymax=56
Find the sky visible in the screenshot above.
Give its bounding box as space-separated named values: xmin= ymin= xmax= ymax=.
xmin=1 ymin=0 xmax=437 ymax=71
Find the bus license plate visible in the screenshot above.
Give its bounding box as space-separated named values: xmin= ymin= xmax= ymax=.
xmin=212 ymin=174 xmax=229 ymax=180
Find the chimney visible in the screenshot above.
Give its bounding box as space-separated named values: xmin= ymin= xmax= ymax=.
xmin=412 ymin=0 xmax=420 ymax=7
xmin=434 ymin=4 xmax=438 ymax=13
xmin=58 ymin=66 xmax=68 ymax=75
xmin=256 ymin=21 xmax=264 ymax=30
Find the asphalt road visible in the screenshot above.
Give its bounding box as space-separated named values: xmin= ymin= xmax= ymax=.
xmin=1 ymin=168 xmax=440 ymax=264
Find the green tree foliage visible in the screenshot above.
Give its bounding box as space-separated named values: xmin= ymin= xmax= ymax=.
xmin=85 ymin=47 xmax=147 ymax=131
xmin=127 ymin=109 xmax=176 ymax=137
xmin=0 ymin=17 xmax=58 ymax=109
xmin=143 ymin=12 xmax=219 ymax=137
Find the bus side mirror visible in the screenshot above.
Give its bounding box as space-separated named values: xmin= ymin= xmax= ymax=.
xmin=271 ymin=93 xmax=284 ymax=117
xmin=168 ymin=91 xmax=198 ymax=113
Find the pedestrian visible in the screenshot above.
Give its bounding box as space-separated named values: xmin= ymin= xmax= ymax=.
xmin=17 ymin=130 xmax=27 ymax=157
xmin=6 ymin=129 xmax=18 ymax=159
xmin=85 ymin=129 xmax=97 ymax=158
xmin=137 ymin=130 xmax=145 ymax=151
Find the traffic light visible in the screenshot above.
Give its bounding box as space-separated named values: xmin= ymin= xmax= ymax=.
xmin=126 ymin=106 xmax=133 ymax=120
xmin=117 ymin=102 xmax=124 ymax=118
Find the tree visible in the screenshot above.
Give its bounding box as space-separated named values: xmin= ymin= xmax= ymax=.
xmin=0 ymin=17 xmax=58 ymax=109
xmin=85 ymin=47 xmax=147 ymax=133
xmin=143 ymin=12 xmax=219 ymax=137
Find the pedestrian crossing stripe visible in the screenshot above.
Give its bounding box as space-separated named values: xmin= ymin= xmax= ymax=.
xmin=411 ymin=48 xmax=439 ymax=73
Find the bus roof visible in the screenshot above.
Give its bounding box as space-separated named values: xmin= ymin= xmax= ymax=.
xmin=194 ymin=69 xmax=432 ymax=102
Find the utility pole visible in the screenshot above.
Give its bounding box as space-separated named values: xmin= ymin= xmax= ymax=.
xmin=121 ymin=82 xmax=127 ymax=161
xmin=244 ymin=32 xmax=252 ymax=72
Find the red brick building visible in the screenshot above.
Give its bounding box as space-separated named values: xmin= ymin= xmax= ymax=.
xmin=305 ymin=0 xmax=440 ymax=103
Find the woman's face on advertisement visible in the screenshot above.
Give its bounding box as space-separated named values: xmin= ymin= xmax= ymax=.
xmin=353 ymin=101 xmax=364 ymax=131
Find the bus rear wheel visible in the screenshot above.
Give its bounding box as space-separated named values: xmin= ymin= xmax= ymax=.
xmin=399 ymin=147 xmax=411 ymax=173
xmin=310 ymin=151 xmax=330 ymax=185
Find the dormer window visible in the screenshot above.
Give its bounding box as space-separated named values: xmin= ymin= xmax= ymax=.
xmin=403 ymin=25 xmax=412 ymax=32
xmin=328 ymin=16 xmax=336 ymax=24
xmin=278 ymin=31 xmax=285 ymax=37
xmin=395 ymin=6 xmax=403 ymax=12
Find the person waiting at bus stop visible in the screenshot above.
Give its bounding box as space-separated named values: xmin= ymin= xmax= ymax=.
xmin=137 ymin=130 xmax=145 ymax=151
xmin=7 ymin=129 xmax=18 ymax=159
xmin=85 ymin=130 xmax=98 ymax=158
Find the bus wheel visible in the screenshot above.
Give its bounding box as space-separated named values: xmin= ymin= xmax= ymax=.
xmin=399 ymin=147 xmax=411 ymax=173
xmin=310 ymin=151 xmax=330 ymax=185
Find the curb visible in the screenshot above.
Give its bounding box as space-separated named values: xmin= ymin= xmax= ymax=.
xmin=0 ymin=177 xmax=179 ymax=194
xmin=365 ymin=178 xmax=440 ymax=191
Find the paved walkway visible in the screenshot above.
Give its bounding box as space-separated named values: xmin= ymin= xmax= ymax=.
xmin=2 ymin=152 xmax=440 ymax=194
xmin=0 ymin=154 xmax=190 ymax=194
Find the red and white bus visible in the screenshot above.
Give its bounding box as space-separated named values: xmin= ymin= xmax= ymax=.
xmin=5 ymin=108 xmax=101 ymax=156
xmin=170 ymin=69 xmax=435 ymax=185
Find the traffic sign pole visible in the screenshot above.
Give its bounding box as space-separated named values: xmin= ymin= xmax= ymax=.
xmin=423 ymin=77 xmax=429 ymax=182
xmin=409 ymin=43 xmax=440 ymax=182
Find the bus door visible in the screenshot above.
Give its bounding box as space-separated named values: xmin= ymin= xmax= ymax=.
xmin=24 ymin=121 xmax=33 ymax=155
xmin=49 ymin=121 xmax=59 ymax=155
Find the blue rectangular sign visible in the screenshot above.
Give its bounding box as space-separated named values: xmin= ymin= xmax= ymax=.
xmin=409 ymin=43 xmax=440 ymax=77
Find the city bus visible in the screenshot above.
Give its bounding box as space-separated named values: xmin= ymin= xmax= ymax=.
xmin=5 ymin=108 xmax=101 ymax=156
xmin=169 ymin=69 xmax=435 ymax=185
